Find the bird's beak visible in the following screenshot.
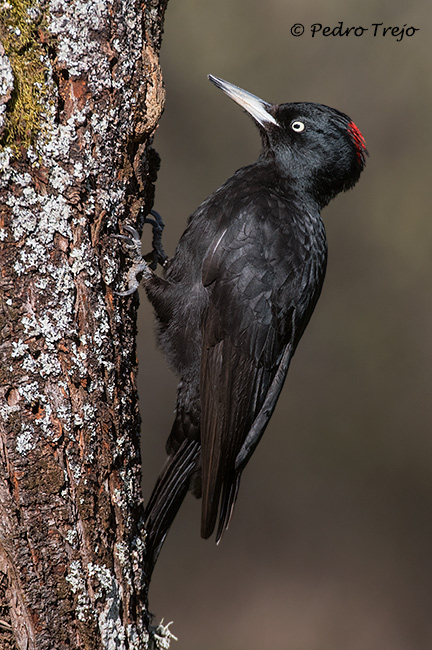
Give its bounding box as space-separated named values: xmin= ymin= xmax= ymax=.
xmin=208 ymin=74 xmax=279 ymax=128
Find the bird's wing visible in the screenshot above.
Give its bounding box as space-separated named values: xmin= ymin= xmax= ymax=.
xmin=199 ymin=195 xmax=312 ymax=541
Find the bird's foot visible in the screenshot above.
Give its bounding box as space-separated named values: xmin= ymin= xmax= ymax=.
xmin=112 ymin=225 xmax=153 ymax=296
xmin=144 ymin=209 xmax=168 ymax=270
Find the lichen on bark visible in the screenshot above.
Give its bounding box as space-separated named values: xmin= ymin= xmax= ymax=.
xmin=0 ymin=1 xmax=168 ymax=648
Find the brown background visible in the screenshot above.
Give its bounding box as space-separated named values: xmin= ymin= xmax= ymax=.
xmin=138 ymin=1 xmax=432 ymax=648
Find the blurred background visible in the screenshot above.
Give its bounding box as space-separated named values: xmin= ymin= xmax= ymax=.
xmin=138 ymin=0 xmax=432 ymax=648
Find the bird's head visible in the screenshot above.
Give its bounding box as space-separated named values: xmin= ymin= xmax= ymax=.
xmin=208 ymin=74 xmax=367 ymax=208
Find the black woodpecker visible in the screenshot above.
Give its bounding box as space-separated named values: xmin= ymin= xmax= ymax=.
xmin=115 ymin=75 xmax=367 ymax=577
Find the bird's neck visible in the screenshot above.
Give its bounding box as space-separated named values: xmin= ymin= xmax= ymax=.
xmin=257 ymin=152 xmax=324 ymax=212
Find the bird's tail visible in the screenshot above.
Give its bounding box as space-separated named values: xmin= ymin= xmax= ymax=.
xmin=144 ymin=439 xmax=200 ymax=580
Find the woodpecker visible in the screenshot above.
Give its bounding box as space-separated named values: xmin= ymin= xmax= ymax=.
xmin=115 ymin=75 xmax=367 ymax=576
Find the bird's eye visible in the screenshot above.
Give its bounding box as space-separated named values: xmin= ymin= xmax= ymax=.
xmin=291 ymin=121 xmax=305 ymax=133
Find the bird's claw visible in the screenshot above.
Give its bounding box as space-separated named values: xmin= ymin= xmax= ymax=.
xmin=145 ymin=209 xmax=164 ymax=233
xmin=145 ymin=210 xmax=168 ymax=269
xmin=114 ymin=285 xmax=140 ymax=297
xmin=111 ymin=225 xmax=152 ymax=296
xmin=112 ymin=225 xmax=143 ymax=255
xmin=111 ymin=210 xmax=168 ymax=295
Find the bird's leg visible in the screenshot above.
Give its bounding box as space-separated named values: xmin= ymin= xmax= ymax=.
xmin=112 ymin=209 xmax=169 ymax=295
xmin=112 ymin=225 xmax=153 ymax=296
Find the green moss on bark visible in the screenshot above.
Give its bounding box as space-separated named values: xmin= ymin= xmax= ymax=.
xmin=0 ymin=0 xmax=54 ymax=153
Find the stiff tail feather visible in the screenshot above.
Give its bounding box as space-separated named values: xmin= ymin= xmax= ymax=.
xmin=144 ymin=439 xmax=200 ymax=579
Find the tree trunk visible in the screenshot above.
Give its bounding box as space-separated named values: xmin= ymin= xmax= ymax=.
xmin=0 ymin=1 xmax=171 ymax=648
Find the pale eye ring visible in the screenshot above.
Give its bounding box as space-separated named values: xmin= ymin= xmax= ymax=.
xmin=291 ymin=120 xmax=305 ymax=133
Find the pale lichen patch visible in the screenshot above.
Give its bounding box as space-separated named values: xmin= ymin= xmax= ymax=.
xmin=87 ymin=563 xmax=128 ymax=650
xmin=66 ymin=527 xmax=79 ymax=549
xmin=151 ymin=620 xmax=178 ymax=650
xmin=65 ymin=560 xmax=94 ymax=623
xmin=16 ymin=424 xmax=36 ymax=455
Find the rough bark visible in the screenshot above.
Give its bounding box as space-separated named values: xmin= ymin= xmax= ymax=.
xmin=0 ymin=1 xmax=171 ymax=648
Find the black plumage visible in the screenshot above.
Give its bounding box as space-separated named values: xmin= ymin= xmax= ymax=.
xmin=123 ymin=76 xmax=367 ymax=576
